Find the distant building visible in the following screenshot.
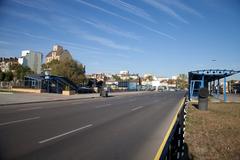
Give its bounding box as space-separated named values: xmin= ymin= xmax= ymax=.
xmin=18 ymin=50 xmax=43 ymax=74
xmin=46 ymin=45 xmax=72 ymax=63
xmin=117 ymin=71 xmax=139 ymax=81
xmin=0 ymin=57 xmax=18 ymax=72
xmin=87 ymin=73 xmax=108 ymax=82
xmin=119 ymin=70 xmax=129 ymax=75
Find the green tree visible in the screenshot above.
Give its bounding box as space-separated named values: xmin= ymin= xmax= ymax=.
xmin=0 ymin=70 xmax=5 ymax=81
xmin=4 ymin=71 xmax=13 ymax=81
xmin=43 ymin=59 xmax=86 ymax=84
xmin=13 ymin=64 xmax=34 ymax=80
xmin=176 ymin=74 xmax=188 ymax=89
xmin=112 ymin=75 xmax=121 ymax=81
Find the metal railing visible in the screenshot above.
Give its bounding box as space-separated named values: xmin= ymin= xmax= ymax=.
xmin=155 ymin=96 xmax=187 ymax=160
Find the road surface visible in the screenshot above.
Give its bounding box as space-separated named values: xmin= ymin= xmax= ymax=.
xmin=0 ymin=91 xmax=185 ymax=160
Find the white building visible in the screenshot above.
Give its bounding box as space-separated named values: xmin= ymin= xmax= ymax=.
xmin=119 ymin=70 xmax=129 ymax=75
xmin=18 ymin=50 xmax=43 ymax=74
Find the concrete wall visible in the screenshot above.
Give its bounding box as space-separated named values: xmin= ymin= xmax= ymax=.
xmin=11 ymin=88 xmax=45 ymax=93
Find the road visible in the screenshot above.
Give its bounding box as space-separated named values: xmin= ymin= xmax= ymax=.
xmin=0 ymin=91 xmax=185 ymax=160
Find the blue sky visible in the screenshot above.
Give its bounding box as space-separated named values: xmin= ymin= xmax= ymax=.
xmin=0 ymin=0 xmax=239 ymax=78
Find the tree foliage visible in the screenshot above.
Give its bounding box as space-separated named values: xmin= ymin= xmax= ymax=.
xmin=0 ymin=64 xmax=33 ymax=81
xmin=144 ymin=75 xmax=153 ymax=81
xmin=4 ymin=71 xmax=13 ymax=81
xmin=176 ymin=74 xmax=188 ymax=89
xmin=0 ymin=70 xmax=5 ymax=81
xmin=112 ymin=75 xmax=121 ymax=81
xmin=10 ymin=64 xmax=33 ymax=80
xmin=42 ymin=59 xmax=86 ymax=84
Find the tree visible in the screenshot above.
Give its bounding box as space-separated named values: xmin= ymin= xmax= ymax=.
xmin=4 ymin=71 xmax=13 ymax=81
xmin=15 ymin=65 xmax=34 ymax=80
xmin=42 ymin=59 xmax=86 ymax=84
xmin=144 ymin=75 xmax=153 ymax=81
xmin=0 ymin=71 xmax=5 ymax=81
xmin=112 ymin=75 xmax=121 ymax=81
xmin=9 ymin=63 xmax=34 ymax=80
xmin=167 ymin=79 xmax=176 ymax=85
xmin=176 ymin=74 xmax=188 ymax=89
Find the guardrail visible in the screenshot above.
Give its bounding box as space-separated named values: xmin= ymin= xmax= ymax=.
xmin=154 ymin=97 xmax=187 ymax=160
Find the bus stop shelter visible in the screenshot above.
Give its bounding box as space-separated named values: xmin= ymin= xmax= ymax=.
xmin=188 ymin=69 xmax=240 ymax=102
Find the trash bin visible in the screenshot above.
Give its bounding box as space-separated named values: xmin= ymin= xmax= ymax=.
xmin=198 ymin=88 xmax=209 ymax=110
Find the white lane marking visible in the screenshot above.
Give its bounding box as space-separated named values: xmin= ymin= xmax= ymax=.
xmin=18 ymin=107 xmax=43 ymax=111
xmin=38 ymin=124 xmax=93 ymax=144
xmin=95 ymin=104 xmax=111 ymax=109
xmin=0 ymin=116 xmax=40 ymax=126
xmin=131 ymin=106 xmax=144 ymax=111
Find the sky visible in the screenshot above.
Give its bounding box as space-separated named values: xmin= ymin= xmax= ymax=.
xmin=0 ymin=0 xmax=240 ymax=79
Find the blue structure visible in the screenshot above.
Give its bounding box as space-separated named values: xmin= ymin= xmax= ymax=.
xmin=24 ymin=74 xmax=79 ymax=93
xmin=188 ymin=69 xmax=240 ymax=102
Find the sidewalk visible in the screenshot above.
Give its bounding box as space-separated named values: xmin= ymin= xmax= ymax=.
xmin=0 ymin=91 xmax=149 ymax=106
xmin=210 ymin=94 xmax=240 ymax=103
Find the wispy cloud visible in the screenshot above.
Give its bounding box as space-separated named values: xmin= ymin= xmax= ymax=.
xmin=0 ymin=41 xmax=12 ymax=45
xmin=142 ymin=0 xmax=189 ymax=24
xmin=10 ymin=0 xmax=52 ymax=12
xmin=162 ymin=0 xmax=204 ymax=18
xmin=0 ymin=27 xmax=105 ymax=54
xmin=101 ymin=0 xmax=156 ymax=23
xmin=1 ymin=8 xmax=50 ymax=26
xmin=81 ymin=33 xmax=142 ymax=52
xmin=80 ymin=18 xmax=140 ymax=40
xmin=76 ymin=0 xmax=175 ymax=40
xmin=167 ymin=22 xmax=178 ymax=29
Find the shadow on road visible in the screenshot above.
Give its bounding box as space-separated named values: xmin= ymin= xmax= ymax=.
xmin=183 ymin=143 xmax=194 ymax=160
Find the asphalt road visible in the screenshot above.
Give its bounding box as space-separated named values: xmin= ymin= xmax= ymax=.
xmin=0 ymin=91 xmax=185 ymax=160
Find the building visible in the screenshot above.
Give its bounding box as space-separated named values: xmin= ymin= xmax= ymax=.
xmin=0 ymin=57 xmax=18 ymax=72
xmin=119 ymin=70 xmax=129 ymax=75
xmin=18 ymin=50 xmax=43 ymax=74
xmin=87 ymin=73 xmax=108 ymax=82
xmin=46 ymin=45 xmax=72 ymax=63
xmin=117 ymin=71 xmax=140 ymax=81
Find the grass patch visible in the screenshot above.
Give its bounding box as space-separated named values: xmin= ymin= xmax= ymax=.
xmin=185 ymin=102 xmax=240 ymax=160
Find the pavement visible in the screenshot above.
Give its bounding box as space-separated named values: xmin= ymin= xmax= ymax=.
xmin=0 ymin=91 xmax=150 ymax=106
xmin=0 ymin=91 xmax=185 ymax=160
xmin=210 ymin=94 xmax=240 ymax=103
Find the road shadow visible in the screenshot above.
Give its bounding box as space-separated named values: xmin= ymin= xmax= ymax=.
xmin=191 ymin=104 xmax=199 ymax=110
xmin=183 ymin=143 xmax=194 ymax=160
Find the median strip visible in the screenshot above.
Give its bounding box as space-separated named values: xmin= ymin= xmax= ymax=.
xmin=38 ymin=124 xmax=93 ymax=144
xmin=0 ymin=116 xmax=40 ymax=126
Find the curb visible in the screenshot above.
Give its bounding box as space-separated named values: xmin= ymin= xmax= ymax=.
xmin=0 ymin=91 xmax=149 ymax=107
xmin=0 ymin=96 xmax=101 ymax=107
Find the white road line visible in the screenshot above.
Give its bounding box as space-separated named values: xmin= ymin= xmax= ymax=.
xmin=131 ymin=106 xmax=144 ymax=111
xmin=0 ymin=116 xmax=40 ymax=126
xmin=18 ymin=107 xmax=43 ymax=111
xmin=95 ymin=104 xmax=111 ymax=109
xmin=38 ymin=124 xmax=93 ymax=144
